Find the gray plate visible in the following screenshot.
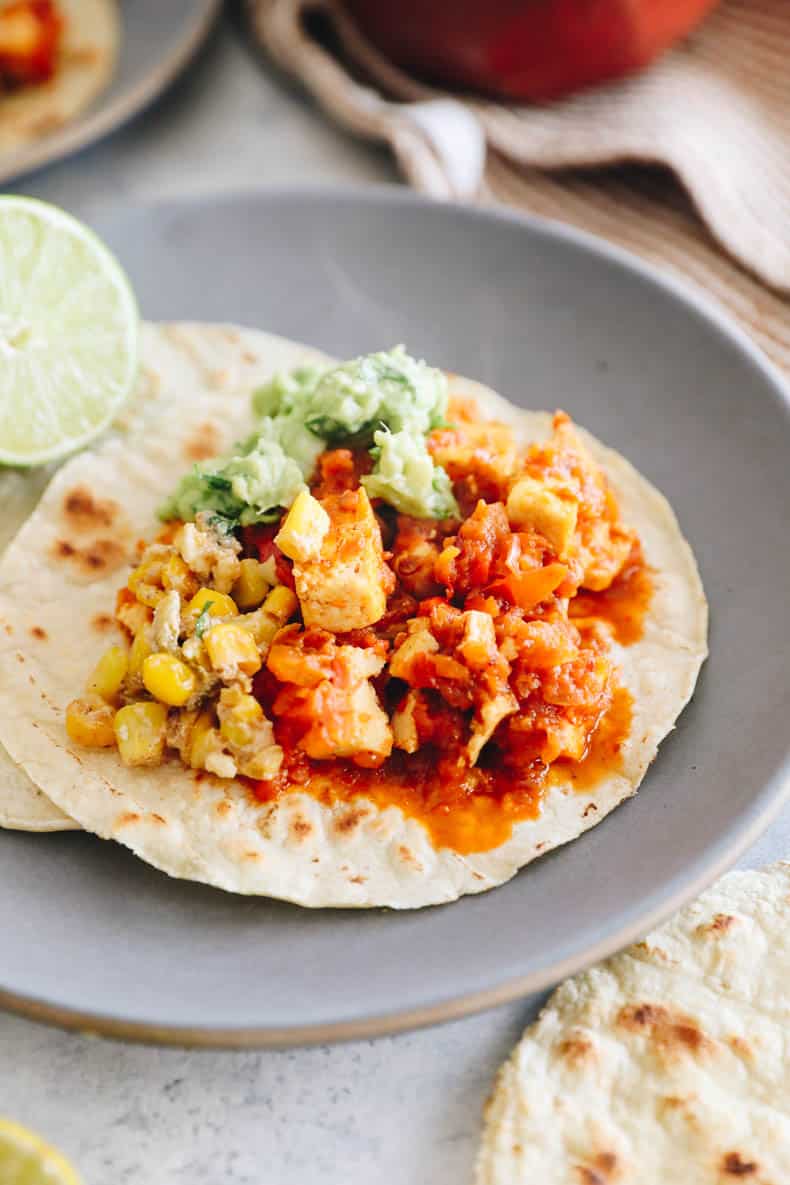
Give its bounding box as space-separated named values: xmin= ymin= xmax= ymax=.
xmin=0 ymin=0 xmax=221 ymax=185
xmin=1 ymin=188 xmax=789 ymax=1047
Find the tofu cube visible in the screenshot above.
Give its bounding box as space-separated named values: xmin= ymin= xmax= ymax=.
xmin=292 ymin=489 xmax=389 ymax=632
xmin=506 ymin=476 xmax=578 ymax=558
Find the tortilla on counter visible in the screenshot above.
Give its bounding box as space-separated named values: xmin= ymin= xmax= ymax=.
xmin=0 ymin=322 xmax=707 ymax=907
xmin=477 ymin=862 xmax=790 ymax=1183
xmin=0 ymin=0 xmax=118 ymax=159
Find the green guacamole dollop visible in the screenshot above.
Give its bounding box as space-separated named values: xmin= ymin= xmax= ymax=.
xmin=160 ymin=347 xmax=457 ymax=526
xmin=363 ymin=429 xmax=458 ymax=519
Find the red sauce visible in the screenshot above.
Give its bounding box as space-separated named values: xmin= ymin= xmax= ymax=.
xmin=570 ymin=544 xmax=653 ymax=645
xmin=250 ymin=685 xmax=633 ymax=855
xmin=550 ymin=686 xmax=633 ymax=794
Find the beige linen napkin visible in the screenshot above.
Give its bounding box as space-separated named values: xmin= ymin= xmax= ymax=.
xmin=250 ymin=0 xmax=790 ymax=377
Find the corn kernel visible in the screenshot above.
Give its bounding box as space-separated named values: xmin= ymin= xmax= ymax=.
xmin=114 ymin=702 xmax=168 ymax=766
xmin=162 ymin=554 xmax=198 ymax=598
xmin=187 ymin=587 xmax=238 ymax=619
xmin=240 ymin=610 xmax=281 ymax=648
xmin=128 ymin=559 xmax=165 ymax=608
xmin=187 ymin=710 xmax=217 ymax=769
xmin=128 ymin=631 xmax=153 ymax=679
xmin=204 ymin=622 xmax=262 ymax=676
xmin=232 ymin=558 xmax=270 ymax=610
xmin=87 ymin=645 xmax=129 ymax=703
xmin=66 ymin=695 xmax=116 ymax=748
xmin=142 ymin=653 xmax=197 ymax=707
xmin=275 ymin=489 xmax=330 ymax=562
xmin=262 ymin=585 xmax=298 ymax=622
xmin=219 ymin=692 xmax=264 ymax=748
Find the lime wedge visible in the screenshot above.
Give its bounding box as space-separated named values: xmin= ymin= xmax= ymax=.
xmin=0 ymin=196 xmax=139 ymax=466
xmin=0 ymin=1118 xmax=83 ymax=1185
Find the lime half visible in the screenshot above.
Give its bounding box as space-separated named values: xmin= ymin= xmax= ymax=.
xmin=0 ymin=1118 xmax=82 ymax=1185
xmin=0 ymin=196 xmax=139 ymax=466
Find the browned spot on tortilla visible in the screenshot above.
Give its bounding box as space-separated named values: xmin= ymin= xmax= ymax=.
xmin=184 ymin=421 xmax=221 ymax=462
xmin=289 ymin=814 xmax=313 ymax=842
xmin=52 ymin=537 xmax=130 ymax=580
xmin=215 ymin=799 xmax=232 ymax=816
xmin=83 ymin=539 xmax=127 ymax=573
xmin=243 ymin=851 xmax=261 ymax=861
xmin=30 ymin=626 xmax=47 ymax=640
xmin=63 ymin=45 xmax=102 ymax=66
xmin=728 ymin=1035 xmax=753 ymax=1060
xmin=558 ymin=1036 xmax=595 ymax=1068
xmin=62 ymin=486 xmax=119 ymax=531
xmin=697 ymin=912 xmax=738 ymax=937
xmin=15 ymin=654 xmax=24 ymax=664
xmin=397 ymin=844 xmax=424 ymax=872
xmin=116 ymin=812 xmax=141 ymax=827
xmin=472 ymin=871 xmax=484 ymax=881
xmin=242 ymin=350 xmax=257 ymax=363
xmin=3 ymin=623 xmax=11 ymax=635
xmin=575 ymin=1153 xmax=619 ymax=1185
xmin=209 ymin=368 xmax=230 ymax=388
xmin=617 ymin=1003 xmax=713 ymax=1058
xmin=722 ymin=1152 xmax=758 ymax=1176
xmin=91 ymin=612 xmax=115 ymax=634
xmin=29 ymin=114 xmax=63 ymax=136
xmin=583 ymin=802 xmax=598 ymax=817
xmin=349 ymin=875 xmax=366 ymax=885
xmin=150 ymin=813 xmax=166 ymax=825
xmin=575 ymin=1169 xmax=606 ymax=1185
xmin=333 ymin=806 xmax=369 ymax=836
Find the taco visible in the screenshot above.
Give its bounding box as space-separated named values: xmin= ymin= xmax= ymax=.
xmin=0 ymin=323 xmax=707 ymax=908
xmin=0 ymin=0 xmax=118 ymax=160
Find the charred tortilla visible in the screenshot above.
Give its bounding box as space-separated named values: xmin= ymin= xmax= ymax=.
xmin=0 ymin=323 xmax=707 ymax=907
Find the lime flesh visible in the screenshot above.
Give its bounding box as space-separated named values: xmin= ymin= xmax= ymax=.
xmin=0 ymin=196 xmax=139 ymax=466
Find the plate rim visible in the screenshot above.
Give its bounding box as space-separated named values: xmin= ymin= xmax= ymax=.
xmin=3 ymin=184 xmax=789 ymax=1048
xmin=0 ymin=0 xmax=222 ymax=187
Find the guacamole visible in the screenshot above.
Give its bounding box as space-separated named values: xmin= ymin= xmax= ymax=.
xmin=363 ymin=429 xmax=458 ymax=519
xmin=161 ymin=347 xmax=456 ymax=526
xmin=304 ymin=346 xmax=448 ymax=442
xmin=159 ymin=439 xmax=306 ymax=527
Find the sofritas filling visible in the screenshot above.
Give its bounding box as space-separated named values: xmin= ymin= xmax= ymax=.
xmin=66 ymin=348 xmax=649 ymax=851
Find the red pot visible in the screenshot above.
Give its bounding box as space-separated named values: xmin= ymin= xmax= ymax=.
xmin=342 ymin=0 xmax=722 ymax=102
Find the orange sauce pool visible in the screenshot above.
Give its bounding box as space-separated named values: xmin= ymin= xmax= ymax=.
xmin=549 ymin=686 xmax=634 ymax=795
xmin=570 ymin=544 xmax=653 ymax=645
xmin=252 ymin=686 xmax=634 ymax=855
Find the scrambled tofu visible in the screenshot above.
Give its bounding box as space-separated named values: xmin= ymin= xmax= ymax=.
xmin=290 ymin=488 xmax=393 ymax=632
xmin=510 ymin=413 xmax=634 ymax=591
xmin=506 ymin=476 xmax=578 ymax=559
xmin=430 ymin=407 xmax=520 ymax=498
xmin=268 ymin=626 xmax=393 ymax=766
